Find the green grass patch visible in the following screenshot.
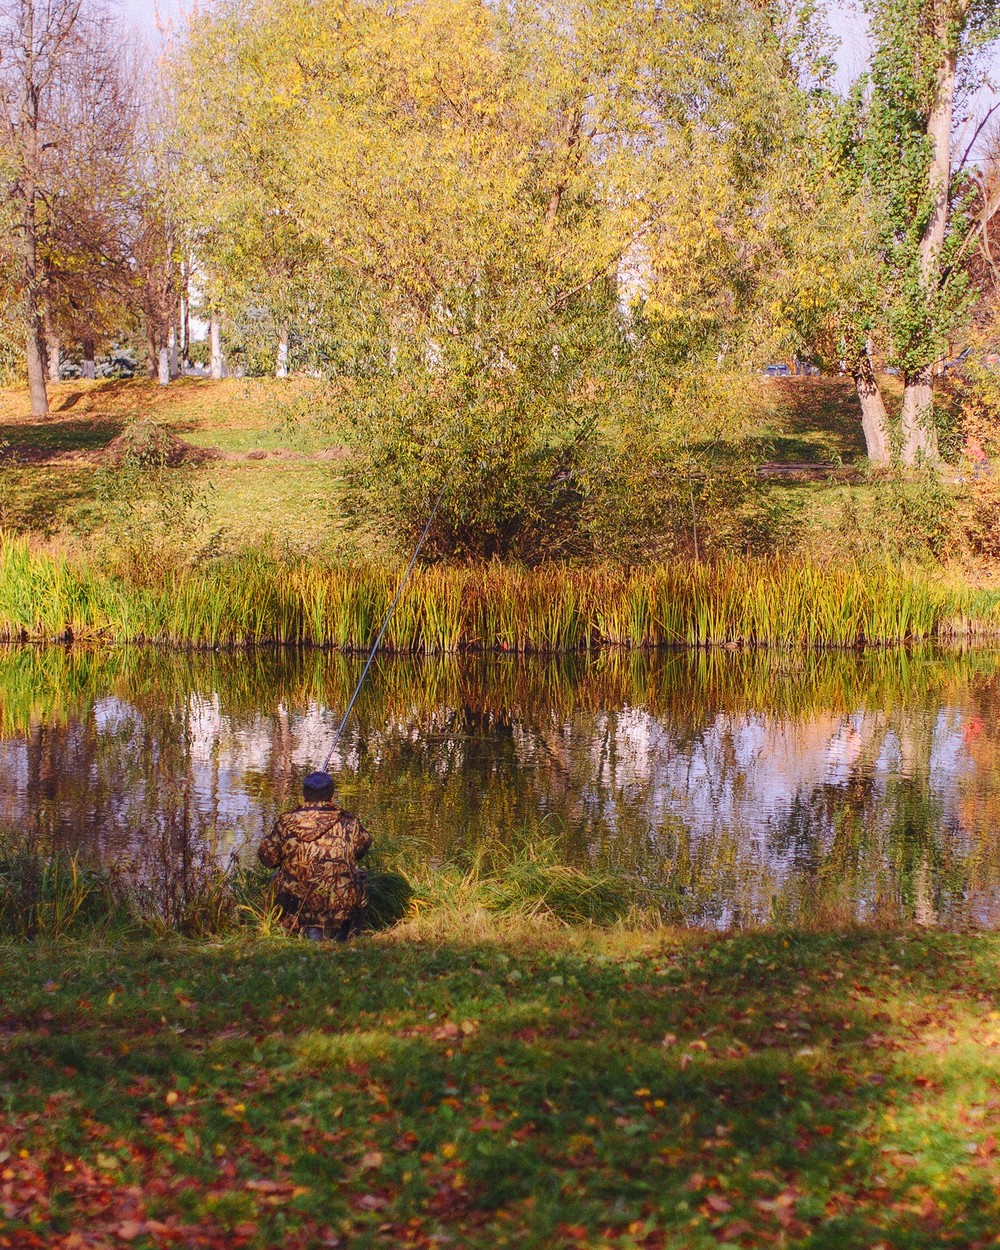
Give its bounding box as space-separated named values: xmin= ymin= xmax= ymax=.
xmin=3 ymin=928 xmax=1000 ymax=1247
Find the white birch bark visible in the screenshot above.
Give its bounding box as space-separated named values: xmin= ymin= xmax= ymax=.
xmin=275 ymin=326 xmax=289 ymax=379
xmin=210 ymin=317 xmax=224 ymax=380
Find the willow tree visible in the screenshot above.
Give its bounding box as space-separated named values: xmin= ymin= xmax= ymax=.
xmin=860 ymin=0 xmax=1000 ymax=464
xmin=173 ymin=0 xmax=832 ymax=557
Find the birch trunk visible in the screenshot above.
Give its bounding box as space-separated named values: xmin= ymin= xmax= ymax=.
xmin=210 ymin=317 xmax=224 ymax=380
xmin=851 ymin=353 xmax=892 ymax=468
xmin=158 ymin=345 xmax=170 ymax=386
xmin=900 ymin=26 xmax=960 ymax=464
xmin=168 ymin=325 xmax=178 ymax=379
xmin=275 ymin=326 xmax=289 ymax=379
xmin=82 ymin=335 xmax=96 ymax=382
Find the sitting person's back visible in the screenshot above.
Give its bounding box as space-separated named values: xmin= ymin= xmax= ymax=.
xmin=258 ymin=771 xmax=371 ymax=939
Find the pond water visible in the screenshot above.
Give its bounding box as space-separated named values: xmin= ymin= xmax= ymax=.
xmin=2 ymin=645 xmax=1000 ymax=928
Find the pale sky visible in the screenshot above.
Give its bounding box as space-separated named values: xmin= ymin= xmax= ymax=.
xmin=114 ymin=0 xmax=876 ymax=84
xmin=113 ymin=0 xmax=997 ymax=159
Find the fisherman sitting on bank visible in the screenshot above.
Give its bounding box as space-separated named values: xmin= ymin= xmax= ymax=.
xmin=258 ymin=771 xmax=371 ymax=940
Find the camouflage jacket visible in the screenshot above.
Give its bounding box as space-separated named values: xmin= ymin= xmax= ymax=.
xmin=258 ymin=801 xmax=371 ymax=932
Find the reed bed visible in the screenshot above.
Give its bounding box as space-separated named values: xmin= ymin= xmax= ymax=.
xmin=2 ymin=533 xmax=999 ymax=651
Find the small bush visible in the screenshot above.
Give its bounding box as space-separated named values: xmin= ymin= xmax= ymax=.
xmin=840 ymin=465 xmax=959 ymax=562
xmin=77 ymin=418 xmax=217 ymax=582
xmin=365 ymin=872 xmax=415 ymax=931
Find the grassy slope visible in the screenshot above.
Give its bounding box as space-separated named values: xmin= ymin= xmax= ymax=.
xmin=0 ymin=374 xmax=891 ymax=562
xmin=0 ymin=377 xmax=353 ymax=554
xmin=3 ymin=927 xmax=1000 ymax=1249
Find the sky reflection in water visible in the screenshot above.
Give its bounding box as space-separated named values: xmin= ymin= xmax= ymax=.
xmin=1 ymin=645 xmax=998 ymax=928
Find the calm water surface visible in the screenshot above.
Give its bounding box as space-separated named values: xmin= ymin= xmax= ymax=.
xmin=2 ymin=645 xmax=999 ymax=928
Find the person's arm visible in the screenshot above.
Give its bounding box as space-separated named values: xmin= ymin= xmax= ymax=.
xmin=258 ymin=818 xmax=285 ymax=869
xmin=349 ymin=817 xmax=372 ymax=861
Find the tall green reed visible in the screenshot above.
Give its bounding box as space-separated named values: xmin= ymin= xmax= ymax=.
xmin=1 ymin=532 xmax=998 ymax=651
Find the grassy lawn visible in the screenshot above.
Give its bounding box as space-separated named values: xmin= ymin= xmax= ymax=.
xmin=0 ymin=377 xmax=357 ymax=553
xmin=754 ymin=377 xmax=883 ymax=466
xmin=3 ymin=927 xmax=1000 ymax=1248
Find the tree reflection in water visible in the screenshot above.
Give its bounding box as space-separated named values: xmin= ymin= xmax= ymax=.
xmin=1 ymin=644 xmax=999 ymax=928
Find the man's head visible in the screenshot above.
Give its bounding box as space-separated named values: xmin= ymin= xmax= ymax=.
xmin=302 ymin=771 xmax=335 ymax=802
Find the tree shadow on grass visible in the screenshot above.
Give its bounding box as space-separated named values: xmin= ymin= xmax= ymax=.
xmin=1 ymin=929 xmax=999 ymax=1248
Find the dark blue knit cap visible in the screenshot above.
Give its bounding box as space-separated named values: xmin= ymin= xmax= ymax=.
xmin=303 ymin=771 xmax=335 ymax=800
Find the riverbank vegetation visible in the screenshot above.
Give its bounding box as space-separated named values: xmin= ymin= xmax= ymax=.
xmin=5 ymin=926 xmax=1000 ymax=1248
xmin=0 ymin=833 xmax=631 ymax=941
xmin=2 ymin=529 xmax=1000 ymax=649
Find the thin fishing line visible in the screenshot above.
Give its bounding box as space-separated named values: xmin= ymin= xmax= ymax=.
xmin=321 ymin=480 xmax=448 ymax=773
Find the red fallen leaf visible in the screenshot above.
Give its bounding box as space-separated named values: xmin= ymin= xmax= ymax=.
xmin=722 ymin=1221 xmax=754 ymax=1239
xmin=557 ymin=1225 xmax=588 ymax=1240
xmin=979 ymin=1135 xmax=998 ymax=1158
xmin=245 ymin=1179 xmax=289 ymax=1193
xmin=705 ymin=1194 xmax=732 ymax=1214
xmin=816 ymin=1125 xmax=834 ymax=1136
xmin=393 ymin=1133 xmax=418 ymax=1152
xmin=114 ymin=1221 xmax=145 ymax=1242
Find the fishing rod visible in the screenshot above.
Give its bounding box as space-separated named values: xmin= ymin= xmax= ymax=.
xmin=320 ymin=479 xmax=449 ymax=773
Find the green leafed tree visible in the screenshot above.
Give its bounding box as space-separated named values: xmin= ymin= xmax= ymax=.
xmin=170 ymin=0 xmax=851 ymax=558
xmin=857 ymin=0 xmax=1000 ymax=464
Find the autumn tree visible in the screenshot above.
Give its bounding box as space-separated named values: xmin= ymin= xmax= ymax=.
xmin=0 ymin=0 xmax=87 ymax=414
xmin=858 ymin=0 xmax=1000 ymax=463
xmin=170 ymin=3 xmax=321 ymax=380
xmin=41 ymin=17 xmax=143 ymax=380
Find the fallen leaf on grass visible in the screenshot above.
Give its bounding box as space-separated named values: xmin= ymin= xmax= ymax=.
xmin=114 ymin=1222 xmax=145 ymax=1242
xmin=355 ymin=1193 xmax=389 ymax=1212
xmin=245 ymin=1178 xmax=291 ymax=1193
xmin=360 ymin=1151 xmax=384 ymax=1171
